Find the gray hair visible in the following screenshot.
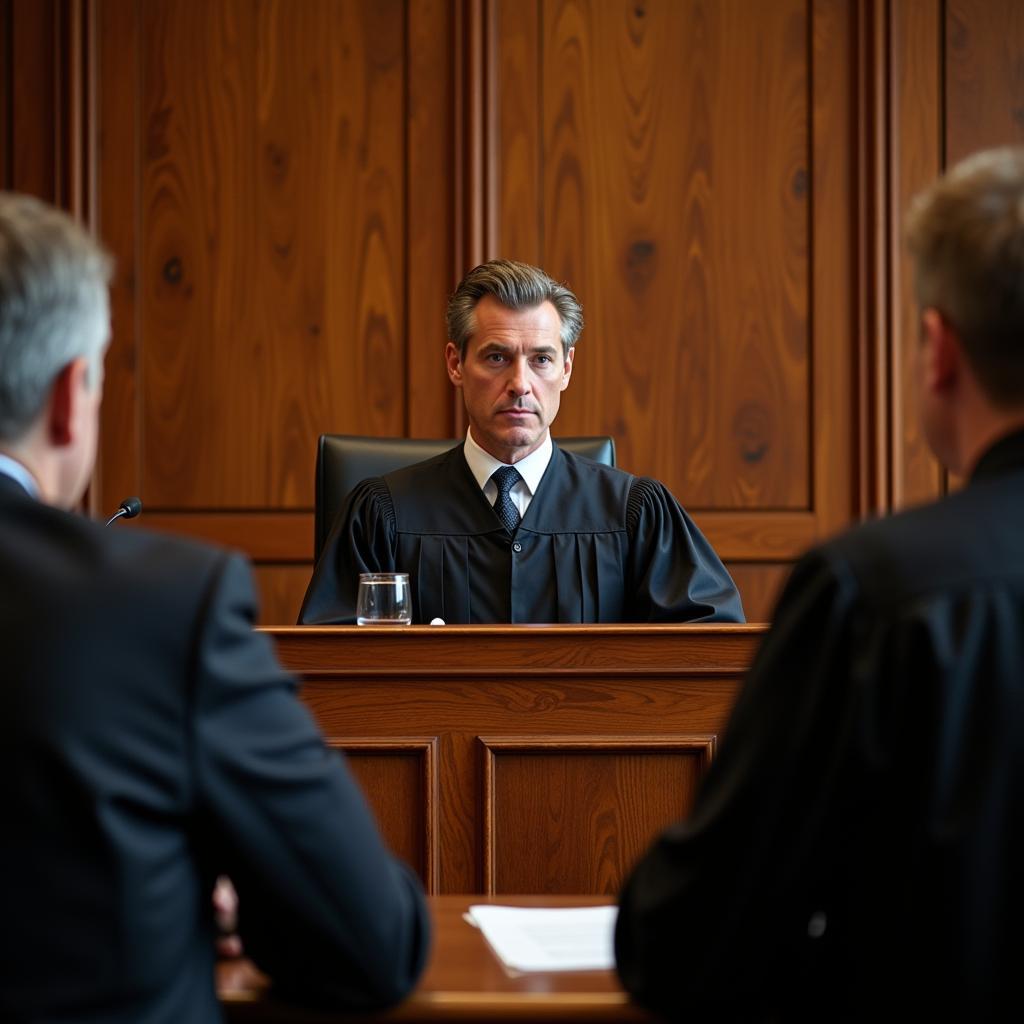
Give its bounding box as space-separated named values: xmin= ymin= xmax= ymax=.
xmin=0 ymin=193 xmax=112 ymax=441
xmin=446 ymin=259 xmax=583 ymax=359
xmin=906 ymin=146 xmax=1024 ymax=407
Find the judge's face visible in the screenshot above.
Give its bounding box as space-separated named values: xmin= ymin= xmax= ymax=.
xmin=446 ymin=296 xmax=574 ymax=465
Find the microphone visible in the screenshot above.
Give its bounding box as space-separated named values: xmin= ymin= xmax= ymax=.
xmin=105 ymin=496 xmax=143 ymax=527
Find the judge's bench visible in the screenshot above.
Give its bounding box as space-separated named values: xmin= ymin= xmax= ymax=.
xmin=264 ymin=623 xmax=764 ymax=895
xmin=219 ymin=624 xmax=762 ymax=1021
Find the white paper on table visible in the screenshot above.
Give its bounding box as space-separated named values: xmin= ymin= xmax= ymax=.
xmin=466 ymin=904 xmax=618 ymax=972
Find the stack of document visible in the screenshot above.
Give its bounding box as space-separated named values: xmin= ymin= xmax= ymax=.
xmin=466 ymin=904 xmax=618 ymax=972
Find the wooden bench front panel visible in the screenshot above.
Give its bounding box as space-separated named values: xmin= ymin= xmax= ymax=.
xmin=268 ymin=626 xmax=762 ymax=894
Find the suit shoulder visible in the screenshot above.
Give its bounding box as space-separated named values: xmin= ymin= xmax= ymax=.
xmin=2 ymin=505 xmax=254 ymax=653
xmin=109 ymin=522 xmax=232 ymax=577
xmin=59 ymin=514 xmax=244 ymax=611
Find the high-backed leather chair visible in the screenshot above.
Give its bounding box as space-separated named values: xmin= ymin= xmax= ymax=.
xmin=314 ymin=434 xmax=616 ymax=562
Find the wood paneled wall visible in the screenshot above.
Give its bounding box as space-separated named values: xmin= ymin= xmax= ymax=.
xmin=93 ymin=0 xmax=455 ymax=622
xmin=0 ymin=1 xmax=93 ymax=237
xmin=4 ymin=0 xmax=1024 ymax=624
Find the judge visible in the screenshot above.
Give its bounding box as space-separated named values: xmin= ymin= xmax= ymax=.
xmin=615 ymin=147 xmax=1024 ymax=1020
xmin=300 ymin=259 xmax=743 ymax=625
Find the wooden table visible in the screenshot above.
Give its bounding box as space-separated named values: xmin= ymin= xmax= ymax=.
xmin=265 ymin=624 xmax=764 ymax=895
xmin=220 ymin=895 xmax=654 ymax=1022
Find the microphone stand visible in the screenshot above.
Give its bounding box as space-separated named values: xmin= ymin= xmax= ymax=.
xmin=105 ymin=497 xmax=143 ymax=526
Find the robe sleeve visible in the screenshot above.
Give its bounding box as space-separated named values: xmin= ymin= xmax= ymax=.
xmin=614 ymin=547 xmax=865 ymax=1018
xmin=298 ymin=479 xmax=397 ymax=625
xmin=625 ymin=477 xmax=745 ymax=622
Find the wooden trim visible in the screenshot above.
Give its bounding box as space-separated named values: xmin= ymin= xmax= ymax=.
xmin=122 ymin=506 xmax=820 ymax=566
xmin=811 ymin=0 xmax=858 ymax=534
xmin=95 ymin=0 xmax=142 ymax=514
xmin=0 ymin=0 xmax=11 ymax=188
xmin=265 ymin=624 xmax=766 ymax=675
xmin=480 ymin=735 xmax=716 ymax=895
xmin=10 ymin=0 xmax=56 ymax=197
xmin=451 ymin=0 xmax=489 ymax=437
xmin=889 ymin=0 xmax=945 ymax=509
xmin=406 ymin=0 xmax=458 ymax=438
xmin=282 ymin=629 xmax=750 ymax=892
xmin=325 ymin=736 xmax=440 ymax=895
xmin=129 ymin=512 xmax=313 ymax=563
xmin=460 ymin=0 xmax=486 ymax=274
xmin=483 ymin=0 xmax=498 ymax=261
xmin=294 ymin=665 xmax=750 ymax=680
xmin=689 ymin=509 xmax=818 ymax=561
xmin=854 ymin=0 xmax=891 ymax=518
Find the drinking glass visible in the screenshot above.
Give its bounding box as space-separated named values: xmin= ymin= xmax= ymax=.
xmin=356 ymin=572 xmax=412 ymax=625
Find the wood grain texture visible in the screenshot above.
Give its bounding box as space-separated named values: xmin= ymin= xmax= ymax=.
xmin=252 ymin=565 xmax=314 ymax=626
xmin=88 ymin=0 xmax=854 ymax=581
xmin=407 ymin=0 xmax=458 ymax=436
xmin=95 ymin=0 xmax=457 ymax=572
xmin=0 ymin=1 xmax=7 ymax=189
xmin=128 ymin=511 xmax=311 ymax=560
xmin=890 ymin=0 xmax=944 ymax=509
xmin=268 ymin=626 xmax=759 ymax=892
xmin=493 ymin=0 xmax=542 ymax=264
xmin=8 ymin=0 xmax=57 ymax=198
xmin=946 ymin=0 xmax=1024 ymax=164
xmin=220 ymin=897 xmax=654 ymax=1022
xmin=690 ymin=509 xmax=816 ymax=561
xmin=136 ymin=0 xmax=406 ymax=507
xmin=269 ymin=623 xmax=764 ymax=674
xmin=726 ymin=561 xmax=791 ymax=623
xmin=96 ymin=0 xmax=140 ymax=507
xmin=304 ymin=674 xmax=739 ymax=893
xmin=517 ymin=0 xmax=810 ymax=510
xmin=854 ymin=0 xmax=889 ymax=517
xmin=60 ymin=0 xmax=1022 ymax=594
xmin=810 ymin=0 xmax=856 ymax=538
xmin=482 ymin=736 xmax=713 ymax=894
xmin=328 ymin=737 xmax=439 ymax=892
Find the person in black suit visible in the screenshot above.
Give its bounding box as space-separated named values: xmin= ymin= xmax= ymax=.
xmin=615 ymin=147 xmax=1024 ymax=1021
xmin=0 ymin=193 xmax=428 ymax=1020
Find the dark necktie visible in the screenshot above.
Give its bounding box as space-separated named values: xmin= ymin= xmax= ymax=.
xmin=491 ymin=465 xmax=522 ymax=534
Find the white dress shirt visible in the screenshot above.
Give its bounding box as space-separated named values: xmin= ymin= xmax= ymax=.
xmin=462 ymin=429 xmax=553 ymax=519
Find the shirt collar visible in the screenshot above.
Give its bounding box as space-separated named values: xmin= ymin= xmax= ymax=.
xmin=463 ymin=429 xmax=553 ymax=495
xmin=0 ymin=452 xmax=40 ymax=498
xmin=970 ymin=425 xmax=1024 ymax=483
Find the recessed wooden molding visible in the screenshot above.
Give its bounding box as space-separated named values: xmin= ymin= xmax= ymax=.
xmin=480 ymin=735 xmax=716 ymax=895
xmin=324 ymin=736 xmax=439 ymax=894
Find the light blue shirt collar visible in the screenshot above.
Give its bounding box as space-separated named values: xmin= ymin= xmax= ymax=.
xmin=0 ymin=452 xmax=40 ymax=499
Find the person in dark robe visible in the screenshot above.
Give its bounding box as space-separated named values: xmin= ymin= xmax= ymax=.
xmin=615 ymin=147 xmax=1024 ymax=1021
xmin=299 ymin=259 xmax=743 ymax=625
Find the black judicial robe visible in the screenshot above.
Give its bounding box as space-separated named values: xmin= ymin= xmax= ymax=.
xmin=299 ymin=442 xmax=743 ymax=624
xmin=615 ymin=428 xmax=1024 ymax=1022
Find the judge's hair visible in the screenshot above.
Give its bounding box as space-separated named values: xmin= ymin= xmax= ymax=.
xmin=906 ymin=146 xmax=1024 ymax=407
xmin=446 ymin=259 xmax=583 ymax=359
xmin=0 ymin=193 xmax=112 ymax=441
